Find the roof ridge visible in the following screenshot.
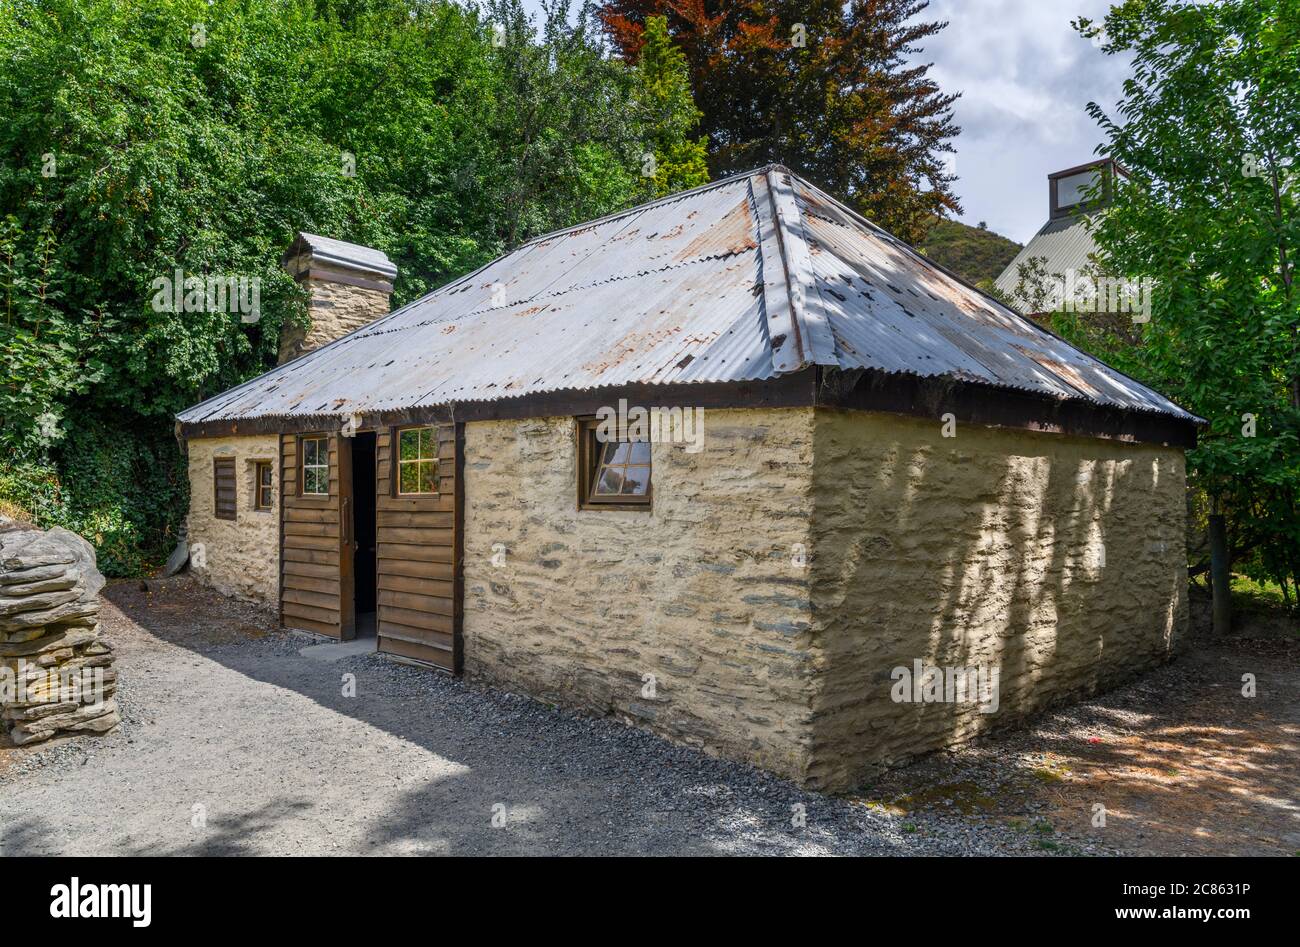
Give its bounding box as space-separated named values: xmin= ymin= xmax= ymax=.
xmin=760 ymin=168 xmax=837 ymax=372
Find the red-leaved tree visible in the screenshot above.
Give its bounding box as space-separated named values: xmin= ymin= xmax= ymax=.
xmin=597 ymin=0 xmax=962 ymax=244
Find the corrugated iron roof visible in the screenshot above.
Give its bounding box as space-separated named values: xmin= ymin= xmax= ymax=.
xmin=993 ymin=212 xmax=1100 ymax=305
xmin=179 ymin=167 xmax=1198 ymax=426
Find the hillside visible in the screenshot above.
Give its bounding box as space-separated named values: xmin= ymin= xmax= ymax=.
xmin=918 ymin=217 xmax=1022 ymax=287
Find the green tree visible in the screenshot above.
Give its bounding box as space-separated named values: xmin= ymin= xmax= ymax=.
xmin=632 ymin=15 xmax=709 ymax=197
xmin=1069 ymin=0 xmax=1300 ymax=616
xmin=479 ymin=0 xmax=645 ymax=247
xmin=0 ymin=0 xmax=658 ymax=571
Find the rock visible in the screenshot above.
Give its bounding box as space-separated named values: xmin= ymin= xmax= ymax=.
xmin=0 ymin=524 xmax=118 ymax=745
xmin=9 ymin=699 xmax=119 ymax=741
xmin=0 ymin=563 xmax=76 ymax=586
xmin=66 ymin=706 xmax=121 ymax=734
xmin=0 ymin=588 xmax=82 ymax=617
xmin=0 ymin=527 xmax=104 ymax=596
xmin=163 ymin=538 xmax=189 ymax=577
xmin=0 ymin=598 xmax=100 ymax=633
xmin=0 ymin=626 xmax=97 ymax=657
xmin=0 ymin=575 xmax=78 ymax=596
xmin=2 ymin=627 xmax=51 ymax=644
xmin=2 ymin=700 xmax=79 ymax=722
xmin=36 ymin=647 xmax=75 ymax=666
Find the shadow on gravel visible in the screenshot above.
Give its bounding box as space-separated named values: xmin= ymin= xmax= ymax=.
xmin=860 ymin=609 xmax=1299 ymax=856
xmin=100 ymin=578 xmax=904 ymax=856
xmin=82 ymin=576 xmax=1298 ymax=856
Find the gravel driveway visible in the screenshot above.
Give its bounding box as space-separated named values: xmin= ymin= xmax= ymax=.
xmin=5 ymin=578 xmax=1290 ymax=856
xmin=0 ymin=578 xmax=1064 ymax=856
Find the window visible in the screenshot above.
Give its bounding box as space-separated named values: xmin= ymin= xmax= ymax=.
xmin=395 ymin=426 xmax=439 ymax=495
xmin=1055 ymin=169 xmax=1098 ymax=209
xmin=576 ymin=417 xmax=651 ymax=509
xmin=213 ymin=457 xmax=236 ymax=520
xmin=301 ymin=436 xmax=329 ymax=496
xmin=254 ymin=461 xmax=274 ymax=511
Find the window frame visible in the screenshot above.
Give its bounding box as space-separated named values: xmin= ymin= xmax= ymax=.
xmin=391 ymin=425 xmax=441 ymax=497
xmin=299 ymin=434 xmax=330 ymax=498
xmin=213 ymin=456 xmax=237 ymax=521
xmin=253 ymin=460 xmax=274 ymax=511
xmin=575 ymin=416 xmax=652 ymax=511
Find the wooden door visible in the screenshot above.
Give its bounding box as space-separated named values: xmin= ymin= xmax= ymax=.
xmin=280 ymin=431 xmax=355 ymax=639
xmin=374 ymin=423 xmax=462 ymax=672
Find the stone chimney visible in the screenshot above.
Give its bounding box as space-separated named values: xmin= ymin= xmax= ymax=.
xmin=279 ymin=232 xmax=397 ymax=364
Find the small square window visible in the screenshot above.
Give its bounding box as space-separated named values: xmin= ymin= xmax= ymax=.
xmin=396 ymin=426 xmax=439 ymax=495
xmin=301 ymin=436 xmax=329 ymax=496
xmin=576 ymin=417 xmax=651 ymax=510
xmin=254 ymin=461 xmax=274 ymax=511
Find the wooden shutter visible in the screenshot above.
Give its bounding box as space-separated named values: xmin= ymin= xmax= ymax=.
xmin=374 ymin=423 xmax=462 ymax=672
xmin=213 ymin=457 xmax=236 ymax=521
xmin=279 ymin=432 xmax=355 ymax=640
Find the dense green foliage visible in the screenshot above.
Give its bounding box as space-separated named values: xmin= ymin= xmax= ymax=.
xmin=1060 ymin=0 xmax=1299 ymax=606
xmin=918 ymin=217 xmax=1022 ymax=287
xmin=0 ymin=0 xmax=703 ymax=573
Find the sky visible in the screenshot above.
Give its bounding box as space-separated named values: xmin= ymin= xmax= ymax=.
xmin=920 ymin=0 xmax=1130 ymax=243
xmin=516 ymin=0 xmax=1132 ymax=245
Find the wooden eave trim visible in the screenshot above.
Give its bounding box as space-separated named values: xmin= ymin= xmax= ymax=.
xmin=177 ymin=365 xmax=1198 ymax=449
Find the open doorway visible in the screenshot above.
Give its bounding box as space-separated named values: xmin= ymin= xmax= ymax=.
xmin=350 ymin=431 xmax=377 ymax=638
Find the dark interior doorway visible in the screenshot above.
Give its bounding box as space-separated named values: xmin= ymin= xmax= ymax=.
xmin=350 ymin=431 xmax=377 ymax=636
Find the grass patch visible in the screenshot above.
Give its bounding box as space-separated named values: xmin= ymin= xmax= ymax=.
xmin=1229 ymin=574 xmax=1292 ymax=614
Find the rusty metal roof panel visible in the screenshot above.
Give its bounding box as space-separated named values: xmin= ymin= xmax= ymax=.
xmin=792 ymin=178 xmax=1197 ymax=420
xmin=179 ymin=166 xmax=1196 ymax=426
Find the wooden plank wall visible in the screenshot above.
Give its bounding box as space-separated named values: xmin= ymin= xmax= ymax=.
xmin=375 ymin=424 xmax=461 ymax=672
xmin=280 ymin=432 xmax=347 ymax=639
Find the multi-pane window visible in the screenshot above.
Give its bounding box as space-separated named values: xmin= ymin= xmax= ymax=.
xmin=254 ymin=461 xmax=274 ymax=511
xmin=396 ymin=426 xmax=439 ymax=495
xmin=301 ymin=436 xmax=329 ymax=496
xmin=577 ymin=418 xmax=651 ymax=509
xmin=593 ymin=440 xmax=651 ymax=497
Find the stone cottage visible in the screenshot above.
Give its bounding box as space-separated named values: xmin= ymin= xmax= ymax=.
xmin=177 ymin=167 xmax=1200 ymax=791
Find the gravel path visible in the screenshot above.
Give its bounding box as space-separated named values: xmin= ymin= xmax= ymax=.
xmin=0 ymin=578 xmax=1060 ymax=856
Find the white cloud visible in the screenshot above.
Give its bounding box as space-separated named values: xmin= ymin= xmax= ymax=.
xmin=916 ymin=0 xmax=1131 ymax=242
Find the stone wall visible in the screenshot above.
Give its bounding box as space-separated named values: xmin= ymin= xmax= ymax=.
xmin=278 ymin=278 xmax=390 ymax=363
xmin=186 ymin=435 xmax=280 ymax=605
xmin=461 ymin=410 xmax=821 ymax=781
xmin=806 ymin=409 xmax=1187 ymax=790
xmin=460 ymin=408 xmax=1187 ymax=790
xmin=1 ymin=523 xmax=119 ymax=745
